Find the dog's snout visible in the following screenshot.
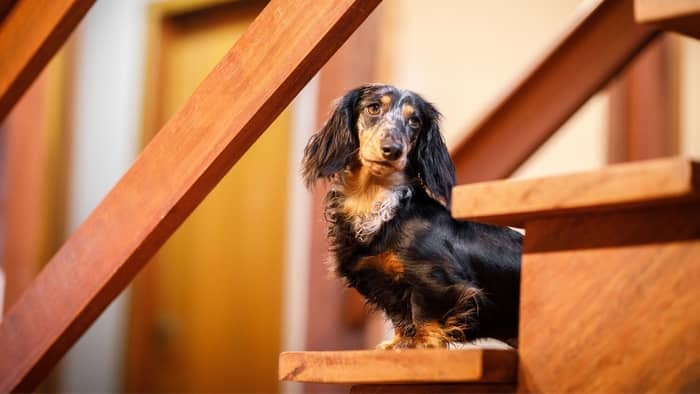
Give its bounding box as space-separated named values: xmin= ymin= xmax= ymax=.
xmin=381 ymin=143 xmax=403 ymax=161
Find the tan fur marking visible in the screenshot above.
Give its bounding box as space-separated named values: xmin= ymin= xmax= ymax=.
xmin=356 ymin=251 xmax=405 ymax=279
xmin=376 ymin=328 xmax=406 ymax=349
xmin=402 ymin=104 xmax=415 ymax=119
xmin=358 ymin=126 xmax=385 ymax=163
xmin=413 ymin=321 xmax=450 ymax=348
xmin=377 ymin=322 xmax=450 ymax=349
xmin=341 ymin=166 xmax=406 ymax=217
xmin=380 ymin=95 xmax=392 ymax=105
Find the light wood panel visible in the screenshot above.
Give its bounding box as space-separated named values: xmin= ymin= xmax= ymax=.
xmin=635 ymin=0 xmax=700 ymax=38
xmin=519 ymin=205 xmax=700 ymax=393
xmin=279 ymin=349 xmax=517 ymax=384
xmin=0 ymin=0 xmax=94 ymax=121
xmin=0 ymin=0 xmax=380 ymax=391
xmin=450 ymin=0 xmax=658 ymax=184
xmin=452 ymin=157 xmax=699 ymax=226
xmin=350 ymin=383 xmax=516 ymax=393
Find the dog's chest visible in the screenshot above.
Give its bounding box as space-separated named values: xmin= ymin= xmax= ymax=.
xmin=336 ymin=187 xmax=410 ymax=244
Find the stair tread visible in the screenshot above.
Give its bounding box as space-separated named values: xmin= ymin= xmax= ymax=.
xmin=635 ymin=0 xmax=700 ymax=39
xmin=278 ymin=349 xmax=517 ymax=384
xmin=452 ymin=157 xmax=699 ymax=226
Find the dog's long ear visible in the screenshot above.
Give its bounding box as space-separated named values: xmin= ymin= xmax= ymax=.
xmin=301 ymin=88 xmax=361 ymax=188
xmin=411 ymin=102 xmax=456 ymax=206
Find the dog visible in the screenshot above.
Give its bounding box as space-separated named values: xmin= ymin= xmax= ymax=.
xmin=302 ymin=84 xmax=522 ymax=349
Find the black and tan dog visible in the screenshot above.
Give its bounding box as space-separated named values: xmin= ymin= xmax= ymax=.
xmin=302 ymin=84 xmax=521 ymax=349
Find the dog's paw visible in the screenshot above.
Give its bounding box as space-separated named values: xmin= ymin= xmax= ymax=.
xmin=412 ymin=336 xmax=448 ymax=349
xmin=376 ymin=335 xmax=414 ymax=350
xmin=376 ymin=339 xmax=397 ymax=350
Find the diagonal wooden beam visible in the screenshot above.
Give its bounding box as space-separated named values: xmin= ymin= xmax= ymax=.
xmin=0 ymin=0 xmax=95 ymax=122
xmin=0 ymin=0 xmax=380 ymax=391
xmin=450 ymin=0 xmax=659 ymax=184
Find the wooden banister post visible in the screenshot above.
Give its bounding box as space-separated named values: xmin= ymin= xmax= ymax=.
xmin=0 ymin=0 xmax=95 ymax=122
xmin=0 ymin=0 xmax=380 ymax=391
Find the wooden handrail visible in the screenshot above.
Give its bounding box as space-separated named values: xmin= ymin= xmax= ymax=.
xmin=0 ymin=0 xmax=380 ymax=391
xmin=0 ymin=0 xmax=95 ymax=122
xmin=635 ymin=0 xmax=700 ymax=39
xmin=450 ymin=0 xmax=659 ymax=184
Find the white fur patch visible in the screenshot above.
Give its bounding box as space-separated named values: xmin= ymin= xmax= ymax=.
xmin=349 ymin=186 xmax=411 ymax=243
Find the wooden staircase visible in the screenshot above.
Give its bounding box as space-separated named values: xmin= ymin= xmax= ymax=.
xmin=279 ymin=157 xmax=700 ymax=393
xmin=1 ymin=0 xmax=699 ymax=392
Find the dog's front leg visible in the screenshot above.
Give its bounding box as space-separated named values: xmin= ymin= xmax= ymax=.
xmin=376 ymin=298 xmax=416 ymax=350
xmin=409 ymin=291 xmax=449 ymax=349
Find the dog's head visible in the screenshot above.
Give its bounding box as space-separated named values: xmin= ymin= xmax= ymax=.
xmin=302 ymin=84 xmax=456 ymax=205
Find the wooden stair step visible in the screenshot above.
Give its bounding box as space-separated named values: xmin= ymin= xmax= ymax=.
xmin=635 ymin=0 xmax=700 ymax=39
xmin=278 ymin=349 xmax=517 ymax=385
xmin=452 ymin=157 xmax=699 ymax=227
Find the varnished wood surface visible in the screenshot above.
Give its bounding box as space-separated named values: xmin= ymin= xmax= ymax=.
xmin=450 ymin=0 xmax=658 ymax=184
xmin=0 ymin=0 xmax=380 ymax=391
xmin=519 ymin=205 xmax=700 ymax=392
xmin=635 ymin=0 xmax=700 ymax=38
xmin=350 ymin=383 xmax=516 ymax=394
xmin=0 ymin=0 xmax=94 ymax=121
xmin=452 ymin=157 xmax=699 ymax=227
xmin=279 ymin=349 xmax=517 ymax=384
xmin=607 ymin=36 xmax=680 ymax=164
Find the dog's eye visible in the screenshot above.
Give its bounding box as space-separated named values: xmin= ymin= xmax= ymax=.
xmin=408 ymin=116 xmax=421 ymax=128
xmin=366 ymin=103 xmax=381 ymax=116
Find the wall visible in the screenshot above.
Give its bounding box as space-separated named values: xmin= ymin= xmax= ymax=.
xmin=61 ymin=0 xmax=146 ymax=391
xmin=680 ymin=35 xmax=700 ymax=157
xmin=376 ymin=0 xmax=606 ymax=179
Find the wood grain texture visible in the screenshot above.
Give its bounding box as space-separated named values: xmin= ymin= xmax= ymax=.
xmin=0 ymin=0 xmax=94 ymax=122
xmin=0 ymin=0 xmax=380 ymax=391
xmin=279 ymin=349 xmax=517 ymax=384
xmin=635 ymin=0 xmax=700 ymax=38
xmin=452 ymin=157 xmax=699 ymax=227
xmin=519 ymin=205 xmax=700 ymax=393
xmin=450 ymin=0 xmax=658 ymax=184
xmin=607 ymin=36 xmax=680 ymax=164
xmin=350 ymin=383 xmax=516 ymax=394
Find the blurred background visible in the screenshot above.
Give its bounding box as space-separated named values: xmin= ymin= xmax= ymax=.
xmin=0 ymin=0 xmax=698 ymax=392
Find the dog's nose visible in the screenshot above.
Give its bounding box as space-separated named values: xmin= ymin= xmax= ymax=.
xmin=381 ymin=143 xmax=403 ymax=161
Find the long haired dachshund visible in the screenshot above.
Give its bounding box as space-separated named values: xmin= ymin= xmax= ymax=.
xmin=302 ymin=84 xmax=522 ymax=349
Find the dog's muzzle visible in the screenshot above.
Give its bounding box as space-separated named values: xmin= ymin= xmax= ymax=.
xmin=381 ymin=142 xmax=403 ymax=161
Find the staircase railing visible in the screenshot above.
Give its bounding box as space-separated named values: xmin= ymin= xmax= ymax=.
xmin=0 ymin=0 xmax=380 ymax=391
xmin=0 ymin=0 xmax=674 ymax=391
xmin=0 ymin=0 xmax=95 ymax=121
xmin=450 ymin=0 xmax=659 ymax=183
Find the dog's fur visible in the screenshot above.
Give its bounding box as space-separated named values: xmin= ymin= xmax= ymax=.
xmin=302 ymin=84 xmax=522 ymax=348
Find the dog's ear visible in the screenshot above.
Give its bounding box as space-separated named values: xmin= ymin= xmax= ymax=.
xmin=302 ymin=88 xmax=361 ymax=188
xmin=411 ymin=102 xmax=456 ymax=206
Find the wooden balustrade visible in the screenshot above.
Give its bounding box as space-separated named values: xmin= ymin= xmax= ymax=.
xmin=0 ymin=0 xmax=95 ymax=121
xmin=450 ymin=0 xmax=659 ymax=184
xmin=0 ymin=0 xmax=380 ymax=391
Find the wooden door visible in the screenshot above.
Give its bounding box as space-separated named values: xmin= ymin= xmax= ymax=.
xmin=126 ymin=1 xmax=288 ymax=392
